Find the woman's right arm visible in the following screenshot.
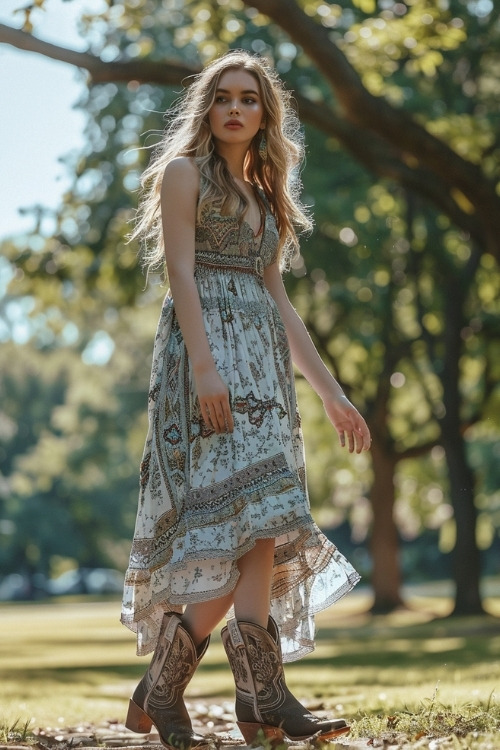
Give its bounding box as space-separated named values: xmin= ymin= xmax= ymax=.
xmin=161 ymin=158 xmax=234 ymax=434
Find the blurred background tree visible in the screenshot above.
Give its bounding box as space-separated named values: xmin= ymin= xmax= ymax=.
xmin=1 ymin=0 xmax=499 ymax=613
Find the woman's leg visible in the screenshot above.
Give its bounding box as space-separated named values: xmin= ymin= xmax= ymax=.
xmin=221 ymin=537 xmax=350 ymax=743
xmin=233 ymin=537 xmax=275 ymax=626
xmin=183 ymin=592 xmax=234 ymax=646
xmin=126 ymin=539 xmax=276 ymax=749
xmin=182 ymin=537 xmax=275 ymax=643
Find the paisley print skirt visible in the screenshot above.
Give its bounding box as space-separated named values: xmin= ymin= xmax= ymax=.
xmin=121 ymin=266 xmax=360 ymax=661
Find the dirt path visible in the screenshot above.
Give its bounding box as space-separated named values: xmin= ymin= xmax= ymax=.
xmin=1 ymin=701 xmax=374 ymax=750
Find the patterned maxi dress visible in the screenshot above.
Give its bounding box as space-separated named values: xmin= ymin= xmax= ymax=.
xmin=121 ymin=187 xmax=360 ymax=662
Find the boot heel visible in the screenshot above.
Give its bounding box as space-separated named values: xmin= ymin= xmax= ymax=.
xmin=237 ymin=722 xmax=285 ymax=747
xmin=125 ymin=699 xmax=153 ymax=734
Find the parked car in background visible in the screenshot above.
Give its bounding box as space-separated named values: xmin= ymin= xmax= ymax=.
xmin=46 ymin=568 xmax=124 ymax=596
xmin=0 ymin=572 xmax=47 ymax=601
xmin=0 ymin=568 xmax=124 ymax=600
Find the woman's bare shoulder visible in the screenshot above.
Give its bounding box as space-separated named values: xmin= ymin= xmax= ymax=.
xmin=160 ymin=157 xmax=200 ymax=216
xmin=162 ymin=156 xmax=199 ymax=186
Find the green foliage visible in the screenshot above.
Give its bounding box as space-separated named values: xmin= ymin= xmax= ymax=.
xmin=0 ymin=329 xmax=153 ymax=576
xmin=0 ymin=717 xmax=33 ymax=744
xmin=2 ymin=0 xmax=500 ymax=587
xmin=351 ymin=699 xmax=500 ymax=746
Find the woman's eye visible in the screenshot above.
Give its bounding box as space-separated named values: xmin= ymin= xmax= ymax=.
xmin=213 ymin=95 xmax=257 ymax=105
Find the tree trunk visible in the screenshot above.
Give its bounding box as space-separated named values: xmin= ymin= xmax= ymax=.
xmin=369 ymin=438 xmax=403 ymax=613
xmin=441 ymin=434 xmax=483 ymax=614
xmin=440 ymin=269 xmax=484 ymax=615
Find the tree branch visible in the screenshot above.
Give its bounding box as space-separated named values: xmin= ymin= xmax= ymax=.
xmin=244 ymin=0 xmax=500 ymax=258
xmin=294 ymin=94 xmax=484 ymax=246
xmin=0 ymin=22 xmax=199 ymax=84
xmin=2 ymin=14 xmax=499 ymax=256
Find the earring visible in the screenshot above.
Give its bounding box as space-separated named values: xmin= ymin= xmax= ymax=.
xmin=259 ymin=130 xmax=267 ymax=161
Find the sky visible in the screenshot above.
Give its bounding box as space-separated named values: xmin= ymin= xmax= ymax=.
xmin=0 ymin=0 xmax=104 ymax=240
xmin=0 ymin=0 xmax=116 ymax=359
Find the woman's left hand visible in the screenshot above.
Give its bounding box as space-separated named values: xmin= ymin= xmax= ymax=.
xmin=323 ymin=394 xmax=371 ymax=453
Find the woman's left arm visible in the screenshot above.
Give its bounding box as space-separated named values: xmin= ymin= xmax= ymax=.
xmin=264 ymin=262 xmax=371 ymax=454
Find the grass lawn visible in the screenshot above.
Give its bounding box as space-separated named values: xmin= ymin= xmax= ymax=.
xmin=0 ymin=588 xmax=499 ymax=747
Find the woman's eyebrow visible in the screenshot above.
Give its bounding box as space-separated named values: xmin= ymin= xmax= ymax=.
xmin=215 ymin=87 xmax=260 ymax=96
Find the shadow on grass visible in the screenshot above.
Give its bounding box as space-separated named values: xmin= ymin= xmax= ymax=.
xmin=3 ymin=619 xmax=499 ymax=686
xmin=1 ymin=664 xmax=143 ymax=684
xmin=2 ymin=604 xmax=499 ymax=714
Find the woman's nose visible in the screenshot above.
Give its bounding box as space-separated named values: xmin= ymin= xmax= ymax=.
xmin=229 ymin=101 xmax=240 ymax=113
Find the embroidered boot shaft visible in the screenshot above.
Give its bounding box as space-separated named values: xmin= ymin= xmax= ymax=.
xmin=221 ymin=616 xmax=349 ymax=745
xmin=126 ymin=612 xmax=209 ymax=750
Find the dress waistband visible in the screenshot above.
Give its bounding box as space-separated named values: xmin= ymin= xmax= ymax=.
xmin=195 ymin=251 xmax=264 ymax=279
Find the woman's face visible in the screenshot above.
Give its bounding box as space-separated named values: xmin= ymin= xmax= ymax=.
xmin=208 ymin=68 xmax=265 ymax=149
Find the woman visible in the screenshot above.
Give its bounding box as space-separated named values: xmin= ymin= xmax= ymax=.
xmin=122 ymin=49 xmax=371 ymax=749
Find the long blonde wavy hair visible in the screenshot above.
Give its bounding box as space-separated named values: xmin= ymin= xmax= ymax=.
xmin=131 ymin=50 xmax=312 ymax=272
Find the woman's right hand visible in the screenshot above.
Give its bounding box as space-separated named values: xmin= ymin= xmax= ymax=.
xmin=194 ymin=366 xmax=234 ymax=434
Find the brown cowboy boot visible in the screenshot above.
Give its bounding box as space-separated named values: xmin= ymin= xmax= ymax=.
xmin=221 ymin=616 xmax=349 ymax=745
xmin=126 ymin=612 xmax=209 ymax=750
